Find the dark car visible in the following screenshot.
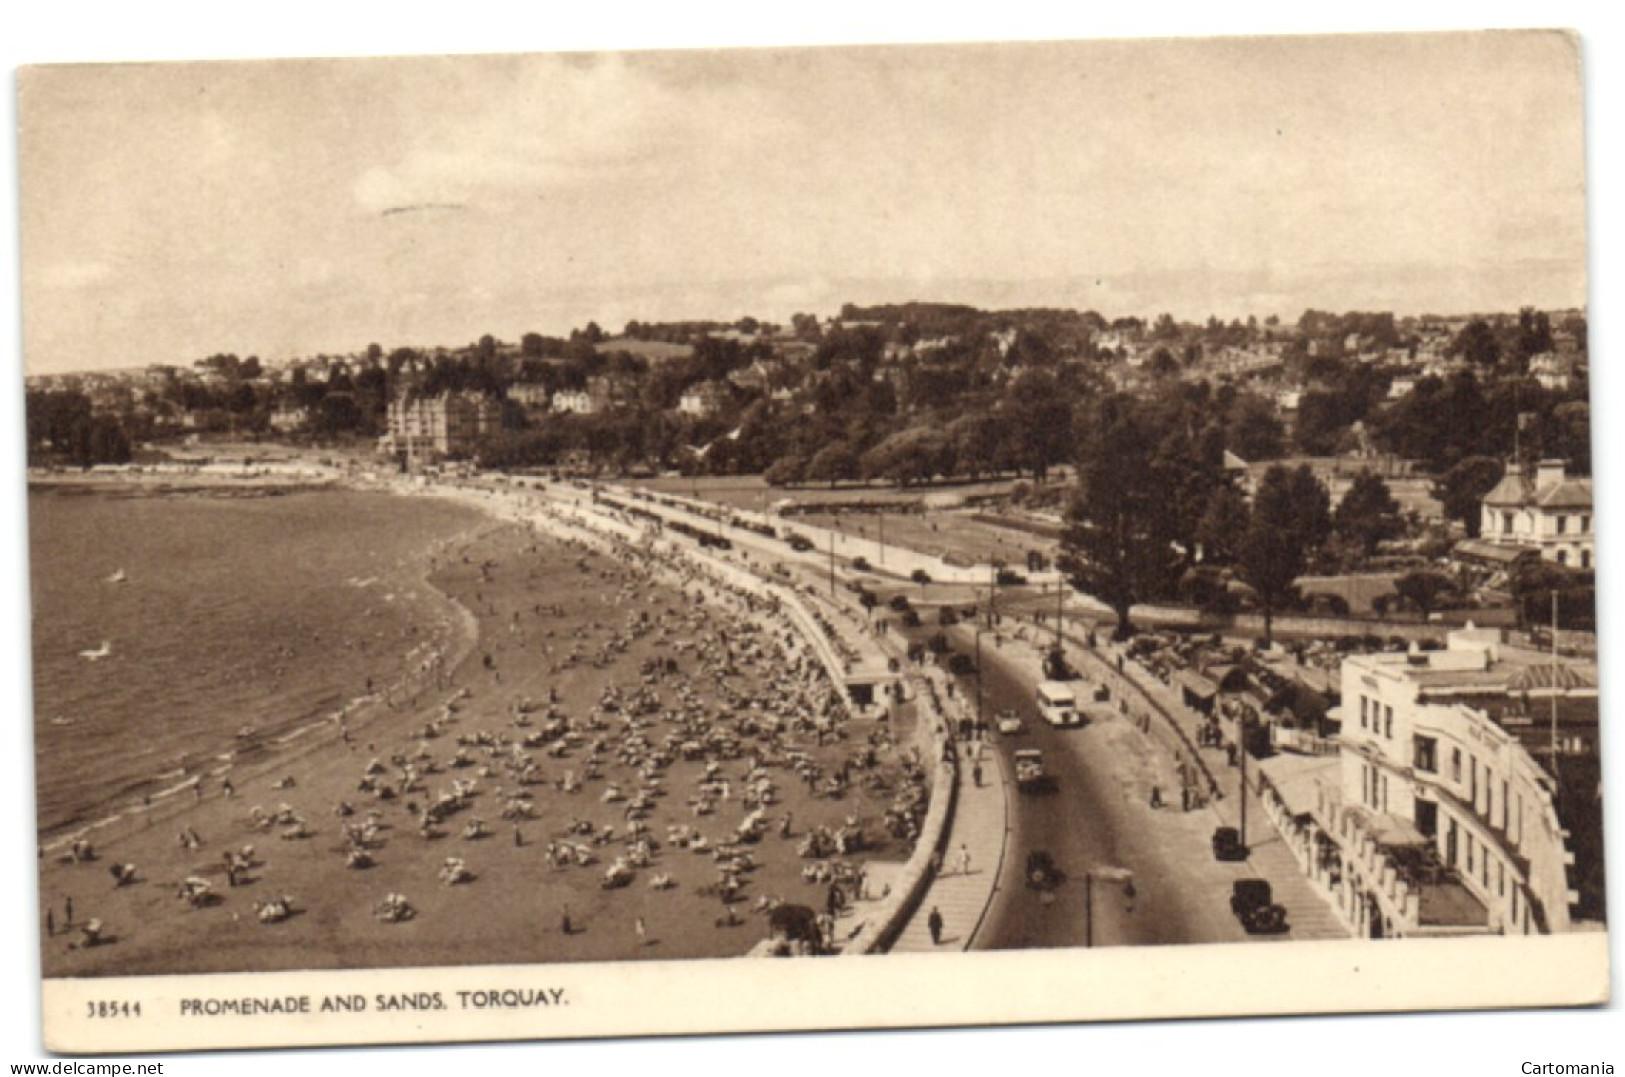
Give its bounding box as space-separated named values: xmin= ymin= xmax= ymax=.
xmin=889 ymin=594 xmax=912 ymax=613
xmin=1230 ymin=879 xmax=1288 ymax=934
xmin=937 ymin=607 xmax=959 ymax=626
xmin=900 ymin=610 xmax=922 ymax=629
xmin=1211 ymin=826 xmax=1248 ymax=861
xmin=1026 ymin=851 xmax=1061 ymax=890
xmin=851 ymin=556 xmax=870 ymax=571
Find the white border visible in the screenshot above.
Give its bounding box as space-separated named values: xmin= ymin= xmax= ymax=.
xmin=4 ymin=3 xmax=1622 ymax=1073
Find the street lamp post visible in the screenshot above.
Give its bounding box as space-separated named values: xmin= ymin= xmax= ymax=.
xmin=975 ymin=628 xmax=985 ymax=730
xmin=828 ymin=529 xmax=836 ymax=596
xmin=1083 ymin=865 xmax=1134 ymax=948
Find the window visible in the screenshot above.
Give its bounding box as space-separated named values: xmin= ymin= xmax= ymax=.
xmin=1485 ymin=774 xmax=1493 ymax=822
xmin=1384 ymin=705 xmax=1394 ymax=739
xmin=1556 ymin=514 xmax=1568 ymax=535
xmin=1581 ymin=515 xmax=1591 ymax=534
xmin=1501 ymin=780 xmax=1509 ymax=830
xmin=1503 ymin=511 xmax=1514 ymax=533
xmin=1381 ymin=774 xmax=1389 ymax=812
xmin=1582 ymin=550 xmax=1591 ymax=569
xmin=1557 ymin=550 xmax=1568 ymax=567
xmin=1451 ymin=748 xmax=1462 ymax=783
xmin=1498 ymin=860 xmax=1505 ymax=897
xmin=1467 ymin=834 xmax=1475 ymax=873
xmin=1414 ymin=735 xmax=1438 ymax=773
xmin=1470 ymin=755 xmax=1478 ymax=803
xmin=1360 ymin=696 xmax=1369 ymax=729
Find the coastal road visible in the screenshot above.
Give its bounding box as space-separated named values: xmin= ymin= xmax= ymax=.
xmin=908 ymin=620 xmax=1259 ymax=951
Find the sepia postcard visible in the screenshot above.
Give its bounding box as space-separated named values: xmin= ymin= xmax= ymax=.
xmin=15 ymin=28 xmax=1609 ymax=1057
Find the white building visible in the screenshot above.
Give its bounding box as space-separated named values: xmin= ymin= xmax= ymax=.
xmin=550 ymin=389 xmax=595 ymax=415
xmin=676 ymin=381 xmax=731 ymax=417
xmin=380 ymin=390 xmax=500 ymax=462
xmin=1479 ymin=460 xmax=1593 ymax=569
xmin=1303 ymin=630 xmax=1602 ymax=939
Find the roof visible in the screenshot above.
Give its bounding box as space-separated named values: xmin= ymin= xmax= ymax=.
xmin=1535 ymin=478 xmax=1592 ymax=510
xmin=1481 ymin=466 xmax=1592 ymax=511
xmin=1175 ymin=669 xmax=1218 ymax=699
xmin=1256 ymin=754 xmax=1337 ymax=818
xmin=1453 ymin=539 xmax=1538 ymax=565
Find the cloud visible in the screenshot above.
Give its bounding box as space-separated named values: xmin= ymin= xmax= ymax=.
xmin=349 ymin=53 xmax=769 ymax=215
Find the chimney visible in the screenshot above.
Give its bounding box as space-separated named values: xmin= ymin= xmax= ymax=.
xmin=1536 ymin=459 xmax=1567 ymax=492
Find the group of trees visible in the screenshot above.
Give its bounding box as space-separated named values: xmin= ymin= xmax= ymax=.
xmin=25 ymin=389 xmax=132 ymax=466
xmin=1058 ymin=383 xmax=1444 ymax=641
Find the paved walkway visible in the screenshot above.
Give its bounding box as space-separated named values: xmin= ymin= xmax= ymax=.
xmin=887 ymin=741 xmax=1009 ymax=952
xmin=1064 ymin=633 xmax=1349 ymax=941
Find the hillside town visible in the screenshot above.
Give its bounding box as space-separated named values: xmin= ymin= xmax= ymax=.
xmin=26 ymin=300 xmax=1603 ymax=945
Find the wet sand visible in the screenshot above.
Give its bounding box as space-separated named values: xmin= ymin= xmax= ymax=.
xmin=40 ymin=496 xmax=923 ymax=976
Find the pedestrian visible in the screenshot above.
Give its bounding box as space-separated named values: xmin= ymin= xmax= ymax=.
xmin=513 ymin=824 xmax=523 ymax=848
xmin=927 ymin=906 xmax=944 ymax=946
xmin=561 ymin=906 xmax=573 ymax=936
xmin=929 ymin=849 xmax=944 ymax=878
xmin=972 ymin=762 xmax=983 ymax=788
xmin=1150 ymin=784 xmax=1163 ymax=809
xmin=956 ymin=843 xmax=972 ymax=877
xmin=65 ymin=896 xmax=73 ymax=927
xmin=635 ymin=916 xmax=648 ymax=949
xmin=45 ymin=910 xmax=55 ymax=938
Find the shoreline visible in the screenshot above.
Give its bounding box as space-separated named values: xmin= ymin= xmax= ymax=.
xmin=38 ymin=476 xmax=922 ymax=975
xmin=35 ymin=495 xmax=494 ymax=852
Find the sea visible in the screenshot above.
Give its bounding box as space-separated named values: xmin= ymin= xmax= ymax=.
xmin=27 ymin=485 xmax=490 ymax=838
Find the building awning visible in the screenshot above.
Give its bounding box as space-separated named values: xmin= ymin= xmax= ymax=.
xmin=1453 ymin=539 xmax=1539 ymax=566
xmin=1368 ymin=813 xmax=1431 ymax=848
xmin=1257 ymin=754 xmax=1338 ymax=819
xmin=1175 ymin=669 xmax=1219 ymax=700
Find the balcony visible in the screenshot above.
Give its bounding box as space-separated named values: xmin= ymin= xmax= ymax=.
xmin=1338 ymin=807 xmax=1490 ymax=935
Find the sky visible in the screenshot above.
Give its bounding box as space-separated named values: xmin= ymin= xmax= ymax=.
xmin=17 ymin=30 xmax=1589 ymax=375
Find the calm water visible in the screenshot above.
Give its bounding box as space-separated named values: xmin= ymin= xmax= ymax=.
xmin=28 ymin=486 xmax=488 ymax=835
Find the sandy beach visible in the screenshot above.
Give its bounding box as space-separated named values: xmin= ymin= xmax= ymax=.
xmin=38 ymin=483 xmax=925 ymax=976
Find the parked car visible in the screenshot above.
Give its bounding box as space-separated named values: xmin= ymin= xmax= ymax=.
xmin=937 ymin=607 xmax=959 ymax=626
xmin=889 ymin=594 xmax=912 ymax=613
xmin=1211 ymin=826 xmax=1248 ymax=862
xmin=900 ymin=610 xmax=922 ymax=629
xmin=851 ymin=556 xmax=870 ymax=571
xmin=995 ymin=710 xmax=1025 ymax=735
xmin=1230 ymin=879 xmax=1288 ymax=934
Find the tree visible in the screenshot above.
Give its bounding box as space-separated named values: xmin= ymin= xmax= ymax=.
xmin=1147 ymin=347 xmax=1180 ymax=379
xmin=1196 ymin=483 xmax=1251 ymax=564
xmin=1433 ymin=456 xmax=1503 ymax=538
xmin=805 ymin=441 xmax=861 ymax=487
xmin=1393 ymin=570 xmax=1456 ymax=620
xmin=1334 ymin=470 xmax=1404 ymax=557
xmin=1061 ymin=402 xmax=1181 ymax=638
xmin=1238 ymin=465 xmax=1331 ymax=644
xmin=1225 ymin=393 xmax=1284 ymax=460
xmin=1450 ymin=319 xmax=1501 ymax=368
xmin=763 ymin=455 xmax=807 ymax=487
